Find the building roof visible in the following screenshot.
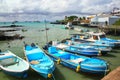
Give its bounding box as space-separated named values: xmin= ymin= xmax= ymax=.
xmin=97 ymin=14 xmax=111 ymax=18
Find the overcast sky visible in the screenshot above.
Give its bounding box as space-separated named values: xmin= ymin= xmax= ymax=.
xmin=0 ymin=0 xmax=120 ymax=22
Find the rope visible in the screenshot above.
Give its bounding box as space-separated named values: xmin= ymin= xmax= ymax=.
xmin=52 ymin=73 xmax=56 ymax=80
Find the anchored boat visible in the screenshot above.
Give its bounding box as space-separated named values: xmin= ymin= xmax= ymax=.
xmin=43 ymin=41 xmax=100 ymax=56
xmin=46 ymin=47 xmax=110 ymax=74
xmin=0 ymin=50 xmax=29 ymax=78
xmin=24 ymin=43 xmax=55 ymax=79
xmin=56 ymin=43 xmax=100 ymax=56
xmin=72 ymin=32 xmax=120 ymax=48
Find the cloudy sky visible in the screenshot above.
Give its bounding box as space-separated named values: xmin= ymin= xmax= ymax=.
xmin=0 ymin=0 xmax=120 ymax=22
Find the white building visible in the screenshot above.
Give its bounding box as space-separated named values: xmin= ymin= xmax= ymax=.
xmin=90 ymin=14 xmax=120 ymax=26
xmin=111 ymin=9 xmax=120 ymax=16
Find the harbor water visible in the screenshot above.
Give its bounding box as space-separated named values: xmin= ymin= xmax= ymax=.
xmin=0 ymin=22 xmax=120 ymax=80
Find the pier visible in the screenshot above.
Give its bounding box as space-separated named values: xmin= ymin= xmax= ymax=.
xmin=98 ymin=26 xmax=120 ymax=35
xmin=102 ymin=66 xmax=120 ymax=80
xmin=0 ymin=27 xmax=24 ymax=40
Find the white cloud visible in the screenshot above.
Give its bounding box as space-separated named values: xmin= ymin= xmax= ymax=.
xmin=0 ymin=0 xmax=120 ymax=21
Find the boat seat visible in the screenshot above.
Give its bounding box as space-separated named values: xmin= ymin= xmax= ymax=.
xmin=27 ymin=51 xmax=44 ymax=61
xmin=30 ymin=60 xmax=39 ymax=65
xmin=56 ymin=44 xmax=68 ymax=49
xmin=48 ymin=47 xmax=57 ymax=54
xmin=0 ymin=57 xmax=18 ymax=66
xmin=70 ymin=58 xmax=84 ymax=64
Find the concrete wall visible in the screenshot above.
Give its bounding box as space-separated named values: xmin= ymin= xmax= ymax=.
xmin=98 ymin=17 xmax=109 ymax=26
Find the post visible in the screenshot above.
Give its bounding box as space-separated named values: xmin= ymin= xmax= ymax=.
xmin=115 ymin=26 xmax=117 ymax=35
xmin=45 ymin=20 xmax=48 ymax=43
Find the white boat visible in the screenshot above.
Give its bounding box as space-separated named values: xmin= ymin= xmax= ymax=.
xmin=74 ymin=32 xmax=120 ymax=47
xmin=0 ymin=50 xmax=29 ymax=78
xmin=65 ymin=22 xmax=74 ymax=29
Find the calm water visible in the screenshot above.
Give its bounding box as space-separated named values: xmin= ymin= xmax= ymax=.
xmin=0 ymin=22 xmax=120 ymax=80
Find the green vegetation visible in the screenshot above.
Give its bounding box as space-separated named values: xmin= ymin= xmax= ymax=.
xmin=53 ymin=15 xmax=87 ymax=25
xmin=66 ymin=16 xmax=78 ymax=21
xmin=113 ymin=19 xmax=120 ymax=26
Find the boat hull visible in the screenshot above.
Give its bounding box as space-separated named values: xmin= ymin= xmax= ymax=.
xmin=30 ymin=64 xmax=55 ymax=78
xmin=48 ymin=53 xmax=109 ymax=74
xmin=47 ymin=47 xmax=109 ymax=74
xmin=3 ymin=69 xmax=28 ymax=78
xmin=65 ymin=47 xmax=99 ymax=56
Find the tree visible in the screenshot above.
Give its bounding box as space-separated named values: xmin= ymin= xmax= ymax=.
xmin=79 ymin=17 xmax=82 ymax=20
xmin=82 ymin=16 xmax=86 ymax=20
xmin=113 ymin=19 xmax=120 ymax=35
xmin=67 ymin=16 xmax=78 ymax=22
xmin=113 ymin=19 xmax=120 ymax=26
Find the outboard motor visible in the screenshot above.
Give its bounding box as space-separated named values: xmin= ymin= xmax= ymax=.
xmin=43 ymin=43 xmax=50 ymax=50
xmin=31 ymin=43 xmax=36 ymax=47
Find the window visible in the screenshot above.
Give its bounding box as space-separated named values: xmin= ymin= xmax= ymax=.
xmin=93 ymin=35 xmax=98 ymax=40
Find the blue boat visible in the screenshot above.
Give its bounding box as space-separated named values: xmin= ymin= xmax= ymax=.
xmin=101 ymin=38 xmax=120 ymax=47
xmin=47 ymin=47 xmax=110 ymax=74
xmin=24 ymin=43 xmax=55 ymax=79
xmin=64 ymin=40 xmax=112 ymax=55
xmin=0 ymin=50 xmax=29 ymax=78
xmin=43 ymin=41 xmax=100 ymax=56
xmin=91 ymin=41 xmax=114 ymax=48
xmin=64 ymin=45 xmax=99 ymax=56
xmin=72 ymin=32 xmax=120 ymax=48
xmin=73 ymin=44 xmax=112 ymax=54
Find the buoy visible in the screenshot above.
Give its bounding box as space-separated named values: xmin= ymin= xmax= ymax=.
xmin=98 ymin=50 xmax=102 ymax=56
xmin=80 ymin=36 xmax=83 ymax=39
xmin=76 ymin=65 xmax=80 ymax=72
xmin=57 ymin=58 xmax=61 ymax=64
xmin=48 ymin=74 xmax=52 ymax=78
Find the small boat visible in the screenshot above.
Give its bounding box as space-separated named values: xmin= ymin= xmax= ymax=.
xmin=55 ymin=43 xmax=100 ymax=56
xmin=24 ymin=43 xmax=55 ymax=79
xmin=72 ymin=32 xmax=120 ymax=47
xmin=65 ymin=40 xmax=112 ymax=55
xmin=47 ymin=47 xmax=110 ymax=74
xmin=0 ymin=50 xmax=29 ymax=78
xmin=70 ymin=35 xmax=114 ymax=48
xmin=65 ymin=22 xmax=74 ymax=29
xmin=44 ymin=41 xmax=100 ymax=56
xmin=72 ymin=44 xmax=112 ymax=55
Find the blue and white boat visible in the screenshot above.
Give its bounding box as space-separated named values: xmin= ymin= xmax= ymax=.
xmin=56 ymin=44 xmax=100 ymax=56
xmin=47 ymin=47 xmax=110 ymax=74
xmin=72 ymin=32 xmax=120 ymax=47
xmin=24 ymin=43 xmax=55 ymax=79
xmin=43 ymin=41 xmax=100 ymax=56
xmin=72 ymin=44 xmax=112 ymax=55
xmin=65 ymin=40 xmax=112 ymax=55
xmin=0 ymin=50 xmax=29 ymax=78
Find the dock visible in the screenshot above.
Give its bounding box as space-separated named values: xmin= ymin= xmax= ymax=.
xmin=102 ymin=66 xmax=120 ymax=80
xmin=0 ymin=27 xmax=24 ymax=40
xmin=98 ymin=26 xmax=120 ymax=35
